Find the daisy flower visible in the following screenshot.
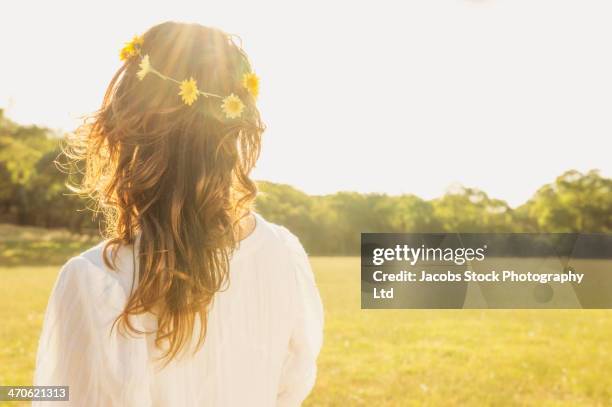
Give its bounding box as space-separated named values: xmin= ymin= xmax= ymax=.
xmin=179 ymin=78 xmax=199 ymax=106
xmin=242 ymin=72 xmax=260 ymax=98
xmin=137 ymin=55 xmax=152 ymax=81
xmin=221 ymin=94 xmax=245 ymax=119
xmin=120 ymin=35 xmax=144 ymax=61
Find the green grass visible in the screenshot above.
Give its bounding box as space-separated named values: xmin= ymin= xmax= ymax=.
xmin=307 ymin=257 xmax=612 ymax=406
xmin=0 ymin=224 xmax=98 ymax=267
xmin=1 ymin=226 xmax=612 ymax=406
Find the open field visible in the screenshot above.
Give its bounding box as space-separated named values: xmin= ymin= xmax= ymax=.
xmin=1 ymin=226 xmax=612 ymax=406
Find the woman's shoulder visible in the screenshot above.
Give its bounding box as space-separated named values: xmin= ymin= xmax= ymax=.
xmin=58 ymin=240 xmax=136 ymax=299
xmin=245 ymin=213 xmax=314 ymax=285
xmin=249 ymin=213 xmax=309 ymax=259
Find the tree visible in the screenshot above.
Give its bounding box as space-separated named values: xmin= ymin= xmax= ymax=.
xmin=523 ymin=170 xmax=612 ymax=232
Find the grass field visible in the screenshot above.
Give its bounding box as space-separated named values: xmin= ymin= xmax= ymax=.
xmin=1 ymin=226 xmax=612 ymax=406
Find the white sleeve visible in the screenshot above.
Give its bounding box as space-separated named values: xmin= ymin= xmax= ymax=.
xmin=33 ymin=256 xmax=152 ymax=407
xmin=277 ymin=232 xmax=324 ymax=407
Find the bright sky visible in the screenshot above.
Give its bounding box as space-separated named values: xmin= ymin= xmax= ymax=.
xmin=2 ymin=0 xmax=611 ymax=207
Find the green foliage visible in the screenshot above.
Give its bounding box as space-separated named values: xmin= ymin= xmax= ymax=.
xmin=256 ymin=175 xmax=612 ymax=255
xmin=520 ymin=170 xmax=612 ymax=232
xmin=432 ymin=187 xmax=517 ymax=233
xmin=0 ymin=114 xmax=92 ymax=229
xmin=1 ymin=113 xmax=611 ymax=255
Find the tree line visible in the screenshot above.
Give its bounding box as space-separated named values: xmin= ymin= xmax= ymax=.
xmin=1 ymin=110 xmax=611 ymax=255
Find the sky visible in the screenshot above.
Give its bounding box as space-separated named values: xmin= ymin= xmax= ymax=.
xmin=1 ymin=0 xmax=611 ymax=207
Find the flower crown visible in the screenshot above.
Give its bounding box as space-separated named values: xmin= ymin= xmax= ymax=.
xmin=120 ymin=35 xmax=259 ymax=119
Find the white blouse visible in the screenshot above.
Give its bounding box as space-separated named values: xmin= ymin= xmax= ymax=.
xmin=34 ymin=213 xmax=324 ymax=406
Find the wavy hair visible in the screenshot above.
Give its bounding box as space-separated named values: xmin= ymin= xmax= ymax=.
xmin=64 ymin=22 xmax=264 ymax=362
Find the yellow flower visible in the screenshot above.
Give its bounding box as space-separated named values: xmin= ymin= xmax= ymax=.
xmin=179 ymin=77 xmax=199 ymax=106
xmin=242 ymin=72 xmax=259 ymax=98
xmin=119 ymin=35 xmax=144 ymax=61
xmin=136 ymin=55 xmax=152 ymax=81
xmin=221 ymin=94 xmax=245 ymax=119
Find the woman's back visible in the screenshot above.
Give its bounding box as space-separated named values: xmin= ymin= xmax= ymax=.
xmin=33 ymin=22 xmax=323 ymax=406
xmin=35 ymin=213 xmax=323 ymax=406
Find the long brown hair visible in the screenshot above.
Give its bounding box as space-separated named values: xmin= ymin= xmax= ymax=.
xmin=65 ymin=22 xmax=264 ymax=362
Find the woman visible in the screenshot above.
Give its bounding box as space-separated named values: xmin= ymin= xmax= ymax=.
xmin=34 ymin=21 xmax=323 ymax=406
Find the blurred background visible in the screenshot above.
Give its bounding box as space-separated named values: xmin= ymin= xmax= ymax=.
xmin=2 ymin=0 xmax=612 ymax=405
